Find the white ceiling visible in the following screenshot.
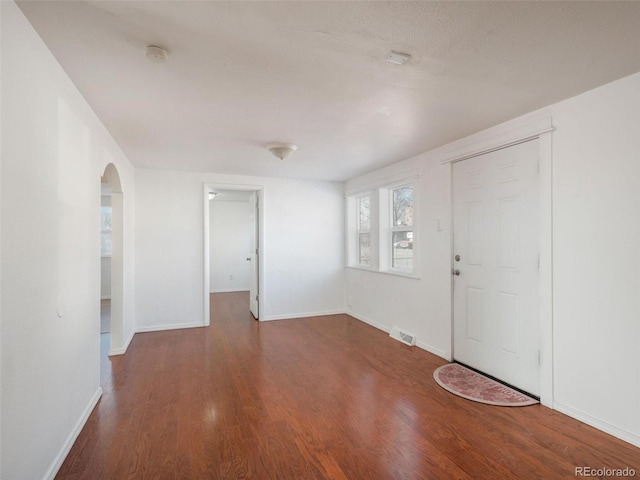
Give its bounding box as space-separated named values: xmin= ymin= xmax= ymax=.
xmin=17 ymin=1 xmax=640 ymax=182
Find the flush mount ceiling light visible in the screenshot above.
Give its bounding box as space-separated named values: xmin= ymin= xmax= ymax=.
xmin=265 ymin=142 xmax=297 ymax=160
xmin=146 ymin=45 xmax=168 ymax=63
xmin=208 ymin=191 xmax=218 ymax=200
xmin=384 ymin=50 xmax=411 ymax=65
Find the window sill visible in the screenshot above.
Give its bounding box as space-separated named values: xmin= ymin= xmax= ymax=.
xmin=346 ymin=265 xmax=374 ymax=272
xmin=346 ymin=265 xmax=420 ymax=280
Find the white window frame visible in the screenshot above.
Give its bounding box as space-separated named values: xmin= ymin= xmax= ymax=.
xmin=389 ymin=183 xmax=414 ymax=273
xmin=356 ymin=194 xmax=372 ymax=267
xmin=345 ymin=174 xmax=418 ymax=278
xmin=378 ymin=182 xmax=416 ymax=275
xmin=347 ymin=191 xmax=375 ymax=270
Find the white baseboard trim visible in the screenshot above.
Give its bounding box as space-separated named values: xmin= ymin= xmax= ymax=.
xmin=345 ymin=310 xmax=391 ymax=333
xmin=44 ymin=387 xmax=102 ymax=480
xmin=210 ymin=288 xmax=250 ymax=293
xmin=415 ymin=340 xmax=447 ymax=359
xmin=135 ymin=322 xmax=205 ymax=333
xmin=109 ymin=328 xmax=135 ymax=356
xmin=553 ymin=401 xmax=640 ymax=448
xmin=346 ymin=311 xmax=448 ymax=359
xmin=261 ymin=309 xmax=345 ymax=321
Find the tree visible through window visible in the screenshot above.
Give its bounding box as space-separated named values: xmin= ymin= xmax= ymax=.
xmin=347 ymin=178 xmax=416 ymax=275
xmin=391 ymin=185 xmax=413 ymax=270
xmin=357 ymin=195 xmax=371 ymax=265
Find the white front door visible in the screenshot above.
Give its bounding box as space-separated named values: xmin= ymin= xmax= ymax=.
xmin=249 ymin=192 xmax=259 ymax=319
xmin=452 ymin=139 xmax=540 ymax=395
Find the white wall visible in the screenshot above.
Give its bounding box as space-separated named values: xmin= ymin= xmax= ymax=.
xmin=345 ymin=72 xmax=640 ymax=447
xmin=209 ymin=200 xmax=251 ymax=293
xmin=0 ymin=3 xmax=4 ymax=473
xmin=135 ymin=169 xmax=344 ymax=330
xmin=345 ymin=158 xmax=452 ymax=358
xmin=550 ymin=73 xmax=640 ymax=444
xmin=0 ymin=3 xmax=136 ymax=479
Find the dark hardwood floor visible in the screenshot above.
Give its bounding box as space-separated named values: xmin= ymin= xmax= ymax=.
xmin=56 ymin=292 xmax=639 ymax=479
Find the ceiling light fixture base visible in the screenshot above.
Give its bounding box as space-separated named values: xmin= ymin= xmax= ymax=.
xmin=265 ymin=142 xmax=297 ymax=160
xmin=146 ymin=45 xmax=168 ymax=63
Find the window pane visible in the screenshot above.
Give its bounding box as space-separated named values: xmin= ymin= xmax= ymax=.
xmin=358 ymin=196 xmax=370 ymax=230
xmin=101 ymin=232 xmax=112 ymax=256
xmin=392 ymin=186 xmax=413 ymax=227
xmin=392 ymin=231 xmax=413 ymax=269
xmin=358 ymin=233 xmax=371 ymax=265
xmin=101 ymin=206 xmax=112 ymax=231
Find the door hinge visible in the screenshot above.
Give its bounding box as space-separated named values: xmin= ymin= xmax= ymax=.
xmin=255 ymin=295 xmax=259 ymax=302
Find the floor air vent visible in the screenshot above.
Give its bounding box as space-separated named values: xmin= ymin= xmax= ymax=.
xmin=390 ymin=327 xmax=416 ymax=346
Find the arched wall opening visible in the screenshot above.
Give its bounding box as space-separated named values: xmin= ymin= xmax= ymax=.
xmin=101 ymin=163 xmax=124 ymax=356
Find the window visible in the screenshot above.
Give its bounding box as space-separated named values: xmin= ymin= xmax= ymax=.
xmin=101 ymin=205 xmax=112 ymax=256
xmin=346 ymin=176 xmax=417 ymax=277
xmin=356 ymin=195 xmax=371 ymax=266
xmin=390 ymin=185 xmax=413 ymax=271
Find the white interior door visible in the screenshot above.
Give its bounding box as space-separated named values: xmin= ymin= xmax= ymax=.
xmin=249 ymin=192 xmax=259 ymax=319
xmin=452 ymin=139 xmax=540 ymax=395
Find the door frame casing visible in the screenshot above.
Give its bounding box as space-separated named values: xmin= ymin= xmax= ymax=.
xmin=441 ymin=117 xmax=554 ymax=407
xmin=203 ymin=183 xmax=264 ymax=325
xmin=248 ymin=191 xmax=260 ymax=319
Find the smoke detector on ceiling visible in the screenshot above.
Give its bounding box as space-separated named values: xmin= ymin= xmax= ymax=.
xmin=265 ymin=142 xmax=297 ymax=160
xmin=385 ymin=50 xmax=411 ymax=65
xmin=146 ymin=45 xmax=168 ymax=63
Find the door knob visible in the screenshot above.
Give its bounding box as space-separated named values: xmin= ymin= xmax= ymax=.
xmin=452 ymin=268 xmax=460 ymax=276
xmin=246 ymin=257 xmax=251 ymax=261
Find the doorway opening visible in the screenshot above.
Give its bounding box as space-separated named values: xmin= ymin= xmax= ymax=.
xmin=203 ymin=184 xmax=263 ymax=325
xmin=100 ymin=163 xmax=124 ymax=359
xmin=100 ymin=179 xmax=112 ymax=366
